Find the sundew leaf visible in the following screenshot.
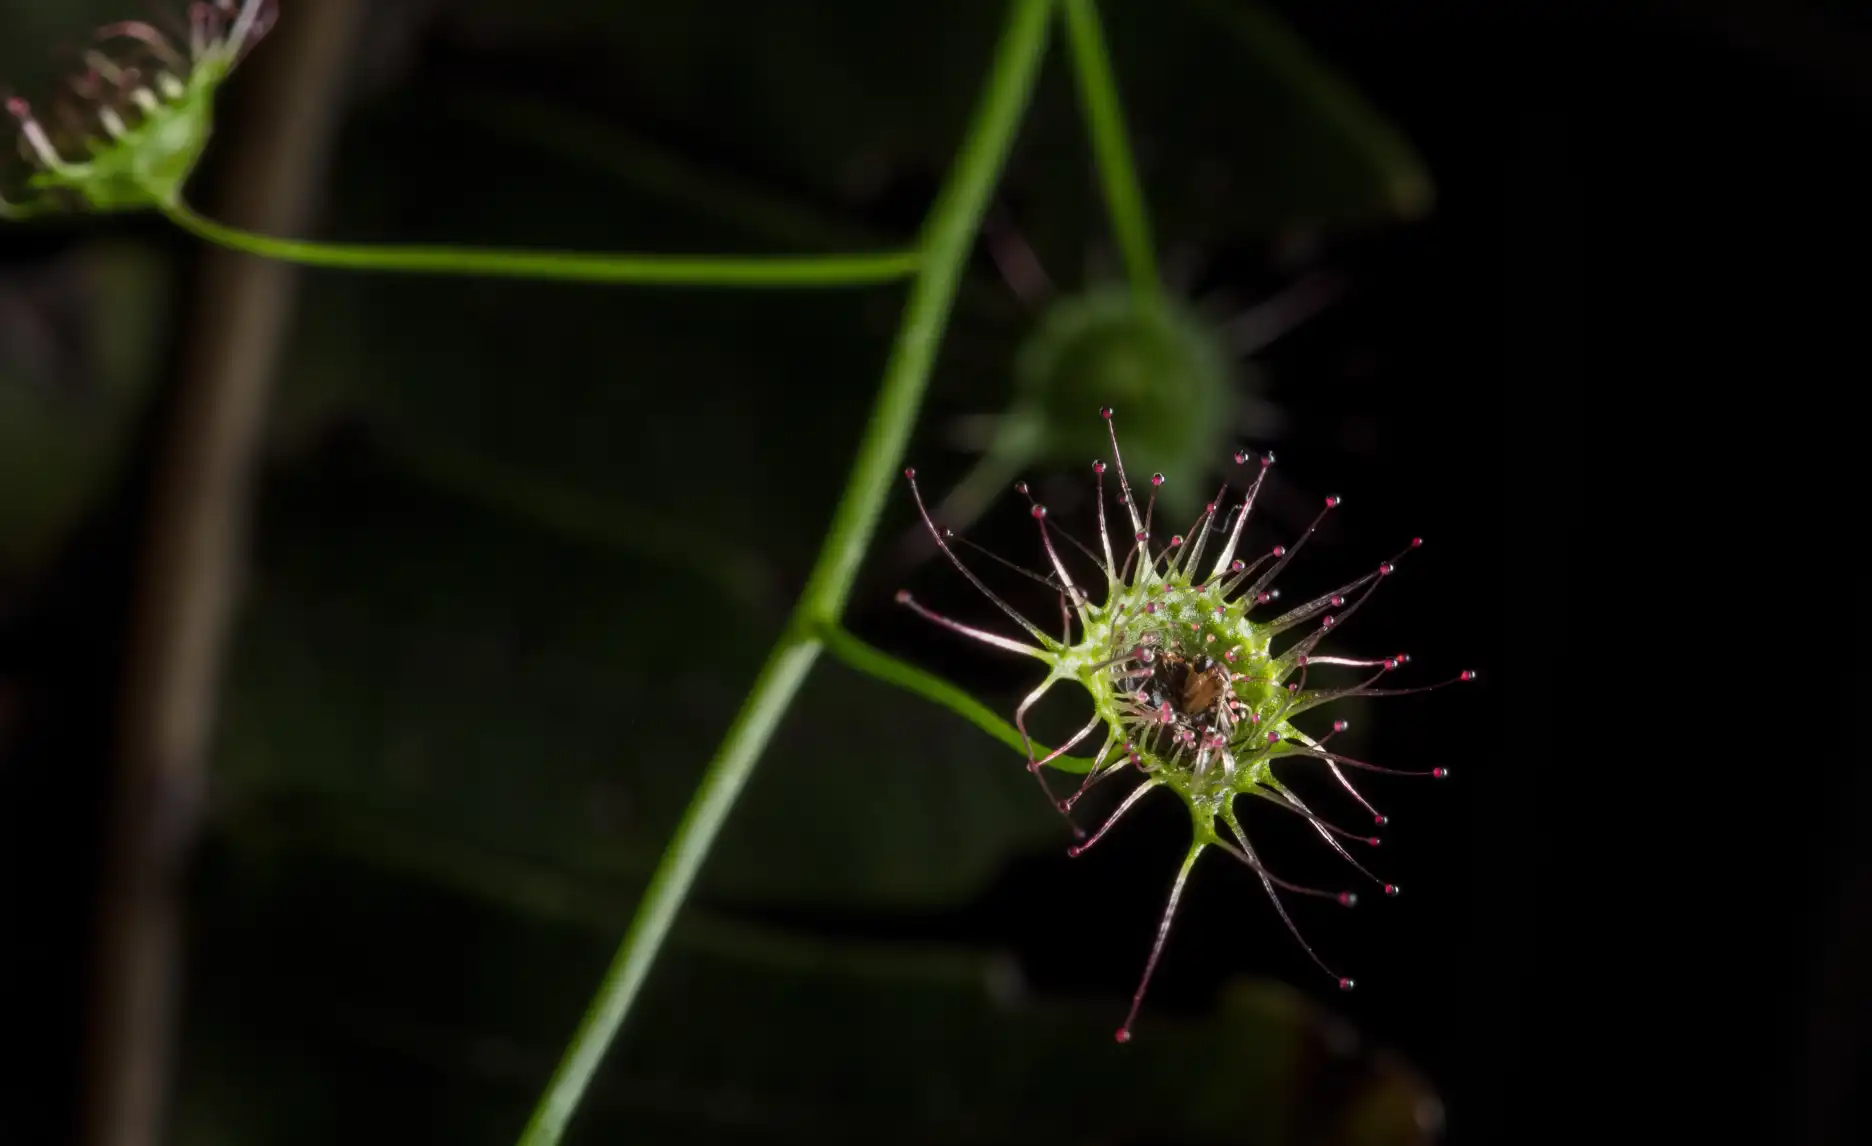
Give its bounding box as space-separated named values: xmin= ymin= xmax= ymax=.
xmin=171 ymin=846 xmax=1444 ymax=1146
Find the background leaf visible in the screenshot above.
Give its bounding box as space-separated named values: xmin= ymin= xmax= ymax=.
xmin=216 ymin=436 xmax=1067 ymax=910
xmin=171 ymin=847 xmax=1443 ymax=1146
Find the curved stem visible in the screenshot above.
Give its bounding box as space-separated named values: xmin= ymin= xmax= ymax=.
xmin=816 ymin=621 xmax=1094 ymax=774
xmin=160 ymin=199 xmax=921 ymax=287
xmin=444 ymin=86 xmax=1025 ymax=326
xmin=1061 ymin=0 xmax=1161 ymax=303
xmin=513 ymin=2 xmax=1058 ymax=1142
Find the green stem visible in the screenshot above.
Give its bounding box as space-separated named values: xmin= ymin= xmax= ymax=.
xmin=1060 ymin=0 xmax=1160 ymax=302
xmin=815 ymin=620 xmax=1094 ymax=774
xmin=513 ymin=2 xmax=1057 ymax=1141
xmin=444 ymin=87 xmax=1025 ymax=326
xmin=160 ymin=199 xmax=920 ymax=287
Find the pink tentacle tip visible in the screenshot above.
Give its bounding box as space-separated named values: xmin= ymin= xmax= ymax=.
xmin=1338 ymin=977 xmax=1357 ymax=992
xmin=1113 ymin=1027 xmax=1133 ymax=1044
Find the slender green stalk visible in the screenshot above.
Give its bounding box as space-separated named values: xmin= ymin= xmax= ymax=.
xmin=160 ymin=199 xmax=920 ymax=287
xmin=1060 ymin=0 xmax=1161 ymax=302
xmin=513 ymin=2 xmax=1058 ymax=1141
xmin=444 ymin=86 xmax=1023 ymax=325
xmin=816 ymin=621 xmax=1094 ymax=773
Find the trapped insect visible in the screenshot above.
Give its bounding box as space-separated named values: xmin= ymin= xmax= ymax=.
xmin=899 ymin=406 xmax=1475 ymax=1042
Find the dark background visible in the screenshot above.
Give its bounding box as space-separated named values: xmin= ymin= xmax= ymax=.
xmin=1 ymin=1 xmax=1862 ymax=1144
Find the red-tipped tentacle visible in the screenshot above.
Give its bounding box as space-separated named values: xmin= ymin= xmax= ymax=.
xmin=904 ymin=468 xmax=1055 ymax=647
xmin=1114 ymin=840 xmax=1205 ymax=1044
